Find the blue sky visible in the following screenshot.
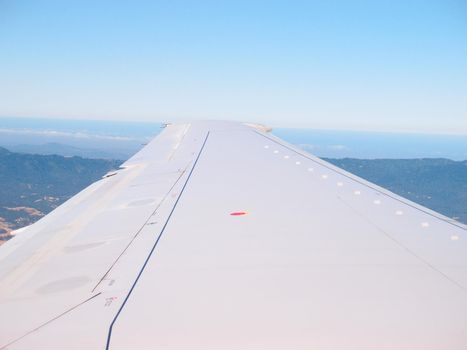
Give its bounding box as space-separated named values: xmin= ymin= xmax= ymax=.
xmin=0 ymin=0 xmax=466 ymax=133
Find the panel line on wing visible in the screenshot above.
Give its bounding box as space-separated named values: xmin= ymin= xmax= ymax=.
xmin=336 ymin=195 xmax=467 ymax=293
xmin=105 ymin=131 xmax=211 ymax=350
xmin=0 ymin=292 xmax=102 ymax=350
xmin=91 ymin=167 xmax=189 ymax=293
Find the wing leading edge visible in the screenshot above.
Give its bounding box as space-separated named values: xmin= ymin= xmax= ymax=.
xmin=0 ymin=121 xmax=466 ymax=349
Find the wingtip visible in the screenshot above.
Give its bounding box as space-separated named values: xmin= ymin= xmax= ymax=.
xmin=243 ymin=123 xmax=273 ymax=133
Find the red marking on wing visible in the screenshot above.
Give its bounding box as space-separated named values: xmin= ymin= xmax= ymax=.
xmin=230 ymin=211 xmax=247 ymax=216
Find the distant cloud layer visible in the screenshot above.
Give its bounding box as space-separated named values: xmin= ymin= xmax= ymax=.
xmin=0 ymin=128 xmax=137 ymax=141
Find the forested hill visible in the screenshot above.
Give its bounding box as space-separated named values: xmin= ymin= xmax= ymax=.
xmin=0 ymin=147 xmax=121 ymax=240
xmin=325 ymin=158 xmax=467 ymax=224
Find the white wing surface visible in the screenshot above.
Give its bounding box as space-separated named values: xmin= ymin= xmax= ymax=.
xmin=0 ymin=121 xmax=466 ymax=349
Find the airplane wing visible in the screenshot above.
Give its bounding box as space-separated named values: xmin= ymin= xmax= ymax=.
xmin=0 ymin=121 xmax=466 ymax=349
